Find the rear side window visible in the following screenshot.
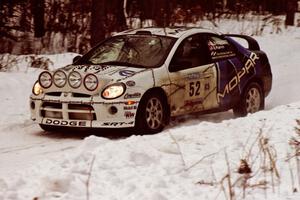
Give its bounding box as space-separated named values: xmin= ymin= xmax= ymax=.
xmin=207 ymin=36 xmax=236 ymax=61
xmin=170 ymin=34 xmax=211 ymax=71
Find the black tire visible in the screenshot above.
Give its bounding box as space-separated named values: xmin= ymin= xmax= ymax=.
xmin=135 ymin=92 xmax=169 ymax=134
xmin=39 ymin=124 xmax=59 ymax=132
xmin=233 ymin=82 xmax=264 ymax=117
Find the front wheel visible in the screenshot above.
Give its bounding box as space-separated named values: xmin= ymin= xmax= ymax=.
xmin=135 ymin=93 xmax=169 ymax=134
xmin=233 ymin=82 xmax=264 ymax=117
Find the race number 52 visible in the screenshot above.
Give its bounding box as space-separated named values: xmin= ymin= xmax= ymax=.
xmin=189 ymin=81 xmax=201 ymax=97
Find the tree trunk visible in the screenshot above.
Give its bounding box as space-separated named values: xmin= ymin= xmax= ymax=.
xmin=138 ymin=0 xmax=169 ymax=26
xmin=91 ymin=0 xmax=126 ymax=47
xmin=90 ymin=0 xmax=106 ymax=46
xmin=110 ymin=0 xmax=127 ymax=32
xmin=32 ymin=0 xmax=45 ymax=38
xmin=286 ymin=0 xmax=297 ymax=26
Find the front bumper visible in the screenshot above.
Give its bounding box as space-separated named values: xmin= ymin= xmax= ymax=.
xmin=30 ymin=92 xmax=139 ymax=128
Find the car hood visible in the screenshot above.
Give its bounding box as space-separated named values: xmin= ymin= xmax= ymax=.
xmin=61 ymin=64 xmax=148 ymax=81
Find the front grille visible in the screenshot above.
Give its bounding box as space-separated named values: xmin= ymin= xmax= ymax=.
xmin=68 ymin=104 xmax=96 ymax=120
xmin=69 ymin=112 xmax=96 ymax=120
xmin=42 ymin=102 xmax=62 ymax=109
xmin=68 ymin=104 xmax=93 ymax=110
xmin=73 ymin=93 xmax=91 ymax=98
xmin=41 ymin=110 xmax=63 ymax=119
xmin=41 ymin=102 xmax=96 ymax=120
xmin=45 ymin=92 xmax=91 ymax=98
xmin=46 ymin=92 xmax=62 ymax=97
xmin=41 ymin=102 xmax=63 ymax=119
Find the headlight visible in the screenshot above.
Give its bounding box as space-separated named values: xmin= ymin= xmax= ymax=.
xmin=53 ymin=70 xmax=67 ymax=88
xmin=39 ymin=71 xmax=52 ymax=88
xmin=68 ymin=71 xmax=82 ymax=88
xmin=102 ymin=83 xmax=126 ymax=99
xmin=32 ymin=81 xmax=43 ymax=95
xmin=84 ymin=74 xmax=98 ymax=91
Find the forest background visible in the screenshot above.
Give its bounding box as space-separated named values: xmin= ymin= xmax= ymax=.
xmin=1 ymin=0 xmax=300 ymax=55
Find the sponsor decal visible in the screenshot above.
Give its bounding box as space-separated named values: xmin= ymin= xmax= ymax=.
xmin=186 ymin=72 xmax=200 ymax=80
xmin=43 ymin=99 xmax=92 ymax=105
xmin=73 ymin=65 xmax=110 ymax=73
xmin=119 ymin=70 xmax=135 ymax=76
xmin=211 ymin=51 xmax=236 ymax=60
xmin=184 ymin=98 xmax=203 ymax=107
xmin=205 ymin=83 xmax=210 ymax=90
xmin=45 ymin=119 xmax=87 ymax=127
xmin=124 ymin=92 xmax=141 ymax=99
xmin=208 ymin=43 xmax=225 ymax=51
xmin=217 ymin=52 xmax=259 ymax=102
xmin=91 ymin=66 xmax=111 ymax=73
xmin=74 ymin=65 xmax=86 ymax=70
xmin=124 ymin=105 xmax=137 ymax=110
xmin=211 ymin=51 xmax=217 ymax=57
xmin=208 ymin=38 xmax=236 ymax=60
xmin=188 ymin=81 xmax=201 ymax=97
xmin=125 ymin=111 xmax=135 ymax=118
xmin=102 ymin=121 xmax=134 ymax=126
xmin=126 ymin=80 xmax=136 ymax=87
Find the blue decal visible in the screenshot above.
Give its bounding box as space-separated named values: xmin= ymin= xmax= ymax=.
xmin=119 ymin=70 xmax=135 ymax=76
xmin=217 ymin=53 xmax=259 ymax=106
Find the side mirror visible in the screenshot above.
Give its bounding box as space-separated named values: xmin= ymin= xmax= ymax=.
xmin=169 ymin=60 xmax=192 ymax=72
xmin=72 ymin=55 xmax=82 ymax=64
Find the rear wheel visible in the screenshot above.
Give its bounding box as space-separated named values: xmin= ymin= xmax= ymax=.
xmin=135 ymin=92 xmax=169 ymax=134
xmin=233 ymin=82 xmax=264 ymax=117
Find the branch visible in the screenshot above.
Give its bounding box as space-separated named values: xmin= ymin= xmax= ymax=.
xmin=224 ymin=150 xmax=234 ymax=200
xmin=123 ymin=0 xmax=128 ymax=19
xmin=86 ymin=154 xmax=96 ymax=200
xmin=185 ymin=150 xmax=221 ymax=171
xmin=167 ymin=131 xmax=187 ymax=169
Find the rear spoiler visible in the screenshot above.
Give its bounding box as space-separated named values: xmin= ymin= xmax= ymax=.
xmin=224 ymin=34 xmax=260 ymax=51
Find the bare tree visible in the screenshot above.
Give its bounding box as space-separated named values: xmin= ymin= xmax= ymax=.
xmin=32 ymin=0 xmax=45 ymax=38
xmin=286 ymin=0 xmax=297 ymax=26
xmin=90 ymin=0 xmax=105 ymax=46
xmin=90 ymin=0 xmax=126 ymax=47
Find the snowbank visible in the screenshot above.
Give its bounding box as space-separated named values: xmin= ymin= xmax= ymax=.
xmin=0 ymin=53 xmax=79 ymax=73
xmin=1 ymin=103 xmax=300 ymax=200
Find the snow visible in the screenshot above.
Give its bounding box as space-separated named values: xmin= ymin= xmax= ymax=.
xmin=2 ymin=105 xmax=300 ymax=199
xmin=1 ymin=29 xmax=300 ymax=199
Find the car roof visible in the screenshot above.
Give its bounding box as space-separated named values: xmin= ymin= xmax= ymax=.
xmin=115 ymin=27 xmax=221 ymax=38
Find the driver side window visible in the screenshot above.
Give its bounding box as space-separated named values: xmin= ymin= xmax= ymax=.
xmin=169 ymin=34 xmax=211 ymax=72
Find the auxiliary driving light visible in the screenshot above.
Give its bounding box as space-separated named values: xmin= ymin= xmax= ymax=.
xmin=84 ymin=74 xmax=98 ymax=91
xmin=53 ymin=70 xmax=67 ymax=88
xmin=39 ymin=71 xmax=52 ymax=88
xmin=68 ymin=71 xmax=82 ymax=88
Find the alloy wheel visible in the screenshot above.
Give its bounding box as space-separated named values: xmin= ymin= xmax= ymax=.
xmin=145 ymin=97 xmax=163 ymax=130
xmin=245 ymin=87 xmax=261 ymax=113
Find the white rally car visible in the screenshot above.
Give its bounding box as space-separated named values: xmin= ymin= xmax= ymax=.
xmin=30 ymin=27 xmax=272 ymax=134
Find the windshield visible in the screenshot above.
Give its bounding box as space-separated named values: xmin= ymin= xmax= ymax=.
xmin=78 ymin=35 xmax=176 ymax=68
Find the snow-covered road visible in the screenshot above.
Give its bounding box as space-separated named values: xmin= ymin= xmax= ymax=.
xmin=0 ymin=54 xmax=83 ymax=178
xmin=0 ymin=33 xmax=300 ymax=199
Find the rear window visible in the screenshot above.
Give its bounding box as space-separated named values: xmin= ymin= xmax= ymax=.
xmin=207 ymin=36 xmax=236 ymax=61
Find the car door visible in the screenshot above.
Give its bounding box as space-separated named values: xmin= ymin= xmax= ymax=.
xmin=206 ymin=35 xmax=240 ymax=108
xmin=168 ymin=34 xmax=219 ymax=116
